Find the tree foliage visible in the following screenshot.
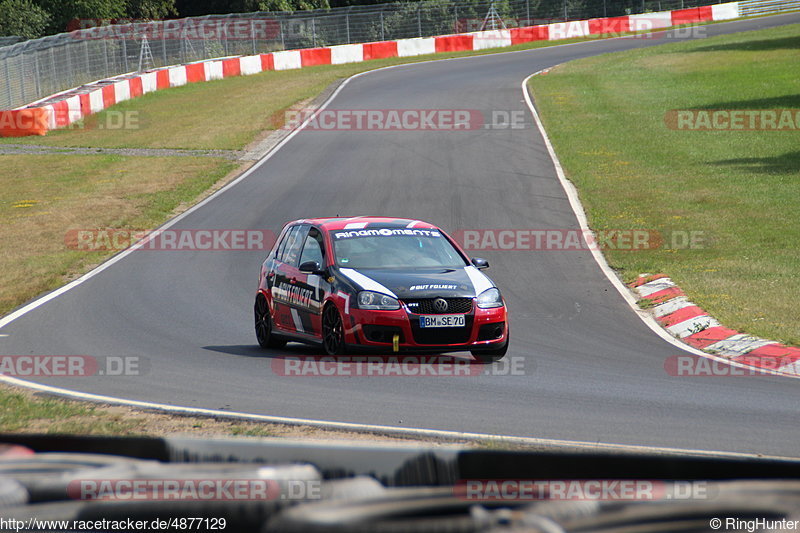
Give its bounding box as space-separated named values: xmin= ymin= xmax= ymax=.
xmin=0 ymin=0 xmax=50 ymax=39
xmin=33 ymin=0 xmax=127 ymax=34
xmin=174 ymin=0 xmax=327 ymax=17
xmin=126 ymin=0 xmax=177 ymax=19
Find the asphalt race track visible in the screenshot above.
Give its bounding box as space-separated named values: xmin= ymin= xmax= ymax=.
xmin=2 ymin=13 xmax=799 ymax=457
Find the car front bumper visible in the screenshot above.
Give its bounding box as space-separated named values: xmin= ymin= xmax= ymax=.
xmin=341 ymin=302 xmax=508 ymax=353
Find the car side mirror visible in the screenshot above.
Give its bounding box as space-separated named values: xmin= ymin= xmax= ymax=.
xmin=471 ymin=257 xmax=489 ymax=269
xmin=299 ymin=261 xmax=325 ymax=275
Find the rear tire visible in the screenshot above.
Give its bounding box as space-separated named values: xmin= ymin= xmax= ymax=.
xmin=255 ymin=294 xmax=286 ymax=349
xmin=470 ymin=339 xmax=508 ymax=363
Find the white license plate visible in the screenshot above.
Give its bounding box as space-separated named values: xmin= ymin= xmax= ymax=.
xmin=419 ymin=314 xmax=465 ymax=328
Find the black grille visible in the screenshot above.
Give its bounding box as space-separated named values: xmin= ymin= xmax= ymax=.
xmin=403 ymin=298 xmax=473 ymax=315
xmin=409 ymin=316 xmax=474 ymax=345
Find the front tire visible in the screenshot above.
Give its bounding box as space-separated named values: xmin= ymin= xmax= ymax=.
xmin=322 ymin=304 xmax=346 ymax=356
xmin=471 ymin=339 xmax=508 ymax=363
xmin=255 ymin=294 xmax=286 ymax=349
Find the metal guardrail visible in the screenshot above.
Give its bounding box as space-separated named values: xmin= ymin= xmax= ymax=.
xmin=738 ymin=0 xmax=800 ymax=14
xmin=0 ymin=0 xmax=723 ymax=110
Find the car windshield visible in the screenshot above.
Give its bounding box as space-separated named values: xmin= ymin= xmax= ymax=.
xmin=331 ymin=228 xmax=467 ymax=269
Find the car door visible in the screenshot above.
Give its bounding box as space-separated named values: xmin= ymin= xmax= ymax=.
xmin=270 ymin=224 xmax=308 ymax=332
xmin=292 ymin=226 xmax=329 ymax=337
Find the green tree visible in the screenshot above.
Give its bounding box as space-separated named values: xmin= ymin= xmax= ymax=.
xmin=175 ymin=0 xmax=327 ymax=17
xmin=126 ymin=0 xmax=177 ymax=19
xmin=33 ymin=0 xmax=127 ymax=34
xmin=0 ymin=0 xmax=50 ymax=39
xmin=257 ymin=0 xmax=329 ymax=10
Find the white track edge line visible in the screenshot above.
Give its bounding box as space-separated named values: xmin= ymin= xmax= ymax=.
xmin=521 ymin=72 xmax=798 ymax=380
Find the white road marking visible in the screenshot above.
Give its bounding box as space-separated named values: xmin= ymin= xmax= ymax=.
xmin=635 ymin=278 xmax=677 ymax=298
xmin=653 ymin=296 xmax=692 ymax=318
xmin=666 ymin=316 xmax=719 ymax=338
xmin=704 ymin=335 xmax=777 ymax=357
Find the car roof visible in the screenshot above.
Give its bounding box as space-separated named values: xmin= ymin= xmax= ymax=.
xmin=292 ymin=216 xmax=441 ymax=232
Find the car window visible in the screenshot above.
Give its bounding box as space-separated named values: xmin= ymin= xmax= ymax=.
xmin=299 ymin=228 xmax=325 ymax=267
xmin=332 ymin=228 xmax=467 ymax=269
xmin=274 ymin=226 xmax=295 ymax=262
xmin=282 ymin=225 xmax=309 ymax=267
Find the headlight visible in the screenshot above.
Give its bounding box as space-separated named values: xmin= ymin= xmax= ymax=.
xmin=357 ymin=291 xmax=400 ymax=310
xmin=476 ymin=288 xmax=503 ymax=309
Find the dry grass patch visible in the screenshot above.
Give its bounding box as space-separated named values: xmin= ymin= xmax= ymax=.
xmin=0 ymin=154 xmax=235 ymax=315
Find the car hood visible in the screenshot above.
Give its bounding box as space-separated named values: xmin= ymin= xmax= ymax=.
xmin=337 ymin=266 xmax=494 ymax=299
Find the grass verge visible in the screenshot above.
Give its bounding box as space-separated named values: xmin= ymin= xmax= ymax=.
xmin=0 ymin=155 xmax=236 ymax=315
xmin=0 ymin=383 xmax=453 ymax=442
xmin=529 ymin=23 xmax=800 ymax=345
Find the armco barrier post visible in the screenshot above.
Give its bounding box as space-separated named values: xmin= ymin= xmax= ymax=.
xmin=19 ymin=54 xmax=25 ymax=104
xmin=83 ymin=41 xmax=90 ymax=76
xmin=312 ymin=18 xmax=317 ymax=47
xmin=4 ymin=59 xmax=12 ymax=110
xmin=161 ymin=26 xmax=167 ymax=66
xmin=33 ymin=54 xmax=41 ymax=99
xmin=103 ymin=40 xmax=110 ymax=78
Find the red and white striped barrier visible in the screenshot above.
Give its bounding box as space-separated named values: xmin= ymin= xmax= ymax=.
xmin=0 ymin=2 xmax=740 ymax=137
xmin=631 ymin=274 xmax=800 ymax=377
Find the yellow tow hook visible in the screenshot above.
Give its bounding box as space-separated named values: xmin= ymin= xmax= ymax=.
xmin=393 ymin=334 xmax=400 ymax=353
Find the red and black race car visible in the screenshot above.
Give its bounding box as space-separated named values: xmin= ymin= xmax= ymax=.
xmin=254 ymin=217 xmax=509 ymax=362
